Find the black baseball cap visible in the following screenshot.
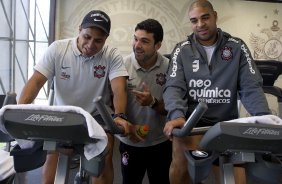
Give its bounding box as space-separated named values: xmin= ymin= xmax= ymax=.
xmin=80 ymin=10 xmax=111 ymax=35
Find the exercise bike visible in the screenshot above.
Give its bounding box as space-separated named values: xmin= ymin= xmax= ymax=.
xmin=0 ymin=96 xmax=124 ymax=184
xmin=171 ymin=102 xmax=282 ymax=184
xmin=170 ymin=60 xmax=282 ymax=184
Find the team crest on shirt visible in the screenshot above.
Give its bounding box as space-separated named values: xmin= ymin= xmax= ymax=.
xmin=156 ymin=73 xmax=166 ymax=86
xmin=221 ymin=46 xmax=233 ymax=61
xmin=60 ymin=71 xmax=70 ymax=80
xmin=122 ymin=152 xmax=129 ymax=166
xmin=93 ymin=65 xmax=106 ymax=78
xmin=60 ymin=66 xmax=70 ymax=80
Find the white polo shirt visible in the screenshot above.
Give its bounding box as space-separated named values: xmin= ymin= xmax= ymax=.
xmin=34 ymin=38 xmax=128 ymax=114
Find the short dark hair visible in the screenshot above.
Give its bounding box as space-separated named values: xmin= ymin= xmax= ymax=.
xmin=135 ymin=19 xmax=163 ymax=44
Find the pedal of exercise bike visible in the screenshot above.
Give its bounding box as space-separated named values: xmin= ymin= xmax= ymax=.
xmin=185 ymin=150 xmax=218 ymax=183
xmin=10 ymin=142 xmax=47 ymax=172
xmin=245 ymin=153 xmax=282 ymax=184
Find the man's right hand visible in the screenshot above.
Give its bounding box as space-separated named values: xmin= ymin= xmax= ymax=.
xmin=163 ymin=117 xmax=186 ymax=139
xmin=114 ymin=117 xmax=130 ymax=135
xmin=127 ymin=124 xmax=146 ymax=143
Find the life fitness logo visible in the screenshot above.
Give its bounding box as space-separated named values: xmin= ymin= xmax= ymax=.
xmin=189 ymin=79 xmax=231 ymax=104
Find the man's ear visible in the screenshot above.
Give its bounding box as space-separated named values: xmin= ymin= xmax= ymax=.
xmin=79 ymin=26 xmax=82 ymax=32
xmin=214 ymin=11 xmax=218 ymax=22
xmin=155 ymin=41 xmax=162 ymax=50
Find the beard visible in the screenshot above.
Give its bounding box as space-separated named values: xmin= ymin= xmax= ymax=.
xmin=195 ymin=28 xmax=218 ymax=45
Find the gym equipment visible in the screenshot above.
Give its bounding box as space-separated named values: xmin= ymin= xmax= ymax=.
xmin=255 ymin=60 xmax=282 ymax=117
xmin=199 ymin=122 xmax=282 ymax=184
xmin=93 ymin=96 xmax=124 ymax=134
xmin=0 ymin=92 xmax=17 ymax=146
xmin=180 ymin=116 xmax=282 ymax=184
xmin=0 ymin=92 xmax=18 ymax=184
xmin=173 ymin=113 xmax=282 ymax=184
xmin=172 ymin=102 xmax=282 ymax=184
xmin=171 ymin=102 xmax=208 ymax=137
xmin=0 ymin=96 xmax=123 ymax=184
xmin=171 ymin=102 xmax=213 ymax=184
xmin=1 ymin=107 xmax=107 ymax=184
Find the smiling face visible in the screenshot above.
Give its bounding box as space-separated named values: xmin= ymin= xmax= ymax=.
xmin=77 ymin=27 xmax=108 ymax=57
xmin=132 ymin=29 xmax=161 ymax=66
xmin=189 ymin=4 xmax=218 ymax=46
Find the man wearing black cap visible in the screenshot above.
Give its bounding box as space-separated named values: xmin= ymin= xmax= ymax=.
xmin=18 ymin=10 xmax=130 ymax=184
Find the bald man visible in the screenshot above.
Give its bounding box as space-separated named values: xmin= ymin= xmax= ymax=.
xmin=163 ymin=0 xmax=270 ymax=183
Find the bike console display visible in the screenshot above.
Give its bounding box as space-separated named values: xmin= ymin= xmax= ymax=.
xmin=199 ymin=122 xmax=282 ymax=153
xmin=3 ymin=109 xmax=97 ymax=145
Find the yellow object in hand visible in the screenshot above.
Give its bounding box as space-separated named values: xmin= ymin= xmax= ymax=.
xmin=136 ymin=124 xmax=150 ymax=138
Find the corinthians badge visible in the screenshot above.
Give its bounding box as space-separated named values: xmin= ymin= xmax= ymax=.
xmin=221 ymin=46 xmax=233 ymax=61
xmin=122 ymin=152 xmax=129 ymax=166
xmin=93 ymin=65 xmax=106 ymax=78
xmin=156 ymin=73 xmax=166 ymax=86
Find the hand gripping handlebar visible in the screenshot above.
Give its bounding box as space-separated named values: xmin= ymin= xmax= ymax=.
xmin=171 ymin=102 xmax=208 ymax=137
xmin=93 ymin=96 xmax=124 ymax=134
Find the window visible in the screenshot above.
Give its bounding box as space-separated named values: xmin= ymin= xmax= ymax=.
xmin=0 ymin=0 xmax=55 ymax=104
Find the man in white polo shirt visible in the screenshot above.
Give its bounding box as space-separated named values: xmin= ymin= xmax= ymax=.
xmin=18 ymin=10 xmax=129 ymax=184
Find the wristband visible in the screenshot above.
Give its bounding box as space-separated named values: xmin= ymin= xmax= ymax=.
xmin=112 ymin=113 xmax=128 ymax=120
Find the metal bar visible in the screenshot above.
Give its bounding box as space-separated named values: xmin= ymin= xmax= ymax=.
xmin=15 ymin=54 xmax=27 ymax=84
xmin=54 ymin=153 xmax=70 ymax=184
xmin=93 ymin=96 xmax=124 ymax=134
xmin=172 ymin=102 xmax=208 ymax=137
xmin=48 ymin=0 xmax=56 ymax=45
xmin=1 ymin=0 xmax=14 ymax=93
xmin=11 ymin=0 xmax=16 ymax=92
xmin=33 ymin=0 xmax=36 ymax=68
xmin=0 ymin=37 xmax=49 ymax=43
xmin=35 ymin=2 xmax=49 ymax=40
xmin=0 ymin=78 xmax=6 ymax=94
xmin=219 ymin=155 xmax=235 ymax=184
xmin=0 ymin=37 xmax=12 ymax=41
xmin=28 ymin=43 xmax=35 ymax=59
xmin=0 ymin=0 xmax=14 ymax=32
xmin=19 ymin=0 xmax=35 ymax=39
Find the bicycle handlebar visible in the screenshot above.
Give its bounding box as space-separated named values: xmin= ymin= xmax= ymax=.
xmin=171 ymin=102 xmax=208 ymax=137
xmin=94 ymin=96 xmax=208 ymax=137
xmin=93 ymin=96 xmax=124 ymax=134
xmin=189 ymin=126 xmax=210 ymax=135
xmin=3 ymin=92 xmax=17 ymax=106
